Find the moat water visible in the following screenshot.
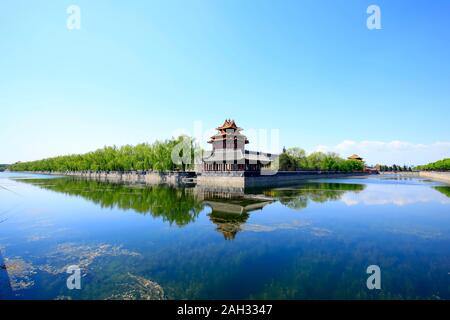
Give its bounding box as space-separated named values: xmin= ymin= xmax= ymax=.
xmin=0 ymin=172 xmax=449 ymax=299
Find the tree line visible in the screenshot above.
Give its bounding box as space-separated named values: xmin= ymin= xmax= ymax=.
xmin=9 ymin=141 xmax=367 ymax=174
xmin=375 ymin=164 xmax=413 ymax=172
xmin=9 ymin=136 xmax=198 ymax=173
xmin=415 ymin=158 xmax=450 ymax=171
xmin=0 ymin=164 xmax=9 ymax=172
xmin=277 ymin=147 xmax=365 ymax=172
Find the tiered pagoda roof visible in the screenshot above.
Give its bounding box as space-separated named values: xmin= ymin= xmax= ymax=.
xmin=217 ymin=119 xmax=241 ymax=132
xmin=348 ymin=154 xmax=364 ymax=161
xmin=208 ymin=119 xmax=249 ymax=144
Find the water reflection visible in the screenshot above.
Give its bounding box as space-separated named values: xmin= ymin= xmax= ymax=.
xmin=18 ymin=178 xmax=366 ymax=240
xmin=434 ymin=186 xmax=450 ymax=198
xmin=19 ymin=178 xmax=203 ymax=226
xmin=195 ymin=187 xmax=275 ymax=240
xmin=262 ymin=183 xmax=365 ymax=210
xmin=3 ymin=175 xmax=450 ymax=299
xmin=340 ymin=183 xmax=450 ymax=206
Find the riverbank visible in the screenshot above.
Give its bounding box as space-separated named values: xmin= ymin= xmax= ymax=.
xmin=418 ymin=171 xmax=450 ymax=184
xmin=380 ymin=171 xmax=450 ymax=185
xmin=197 ymin=171 xmax=372 ymax=188
xmin=18 ymin=170 xmax=372 ymax=188
xmin=22 ymin=170 xmax=196 ymax=185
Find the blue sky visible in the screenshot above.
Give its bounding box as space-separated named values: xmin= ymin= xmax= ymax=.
xmin=1 ymin=0 xmax=450 ymax=165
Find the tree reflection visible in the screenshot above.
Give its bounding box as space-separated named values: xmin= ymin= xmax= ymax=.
xmin=18 ymin=178 xmax=366 ymax=238
xmin=20 ymin=178 xmax=204 ymax=226
xmin=434 ymin=186 xmax=450 ymax=198
xmin=263 ymin=183 xmax=366 ymax=210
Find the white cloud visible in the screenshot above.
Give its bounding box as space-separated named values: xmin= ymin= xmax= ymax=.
xmin=340 ymin=184 xmax=450 ymax=206
xmin=311 ymin=140 xmax=450 ymax=166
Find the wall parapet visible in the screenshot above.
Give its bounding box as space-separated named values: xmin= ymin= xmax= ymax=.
xmin=197 ymin=171 xmax=371 ymax=188
xmin=20 ymin=170 xmax=373 ymax=188
xmin=26 ymin=170 xmax=196 ymax=185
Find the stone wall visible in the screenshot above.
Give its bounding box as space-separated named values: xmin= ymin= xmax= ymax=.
xmin=31 ymin=171 xmax=196 ymax=185
xmin=418 ymin=171 xmax=450 ymax=184
xmin=196 ymin=174 xmax=246 ymax=188
xmin=28 ymin=170 xmax=373 ymax=188
xmin=244 ymin=172 xmax=369 ymax=188
xmin=197 ymin=171 xmax=371 ymax=188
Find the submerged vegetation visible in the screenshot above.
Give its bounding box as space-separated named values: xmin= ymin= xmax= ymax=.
xmin=277 ymin=148 xmax=364 ymax=172
xmin=9 ymin=136 xmax=198 ymax=173
xmin=5 ymin=176 xmax=450 ymax=299
xmin=416 ymin=158 xmax=450 ymax=171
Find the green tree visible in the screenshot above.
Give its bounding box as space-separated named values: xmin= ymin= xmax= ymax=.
xmin=9 ymin=136 xmax=195 ymax=173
